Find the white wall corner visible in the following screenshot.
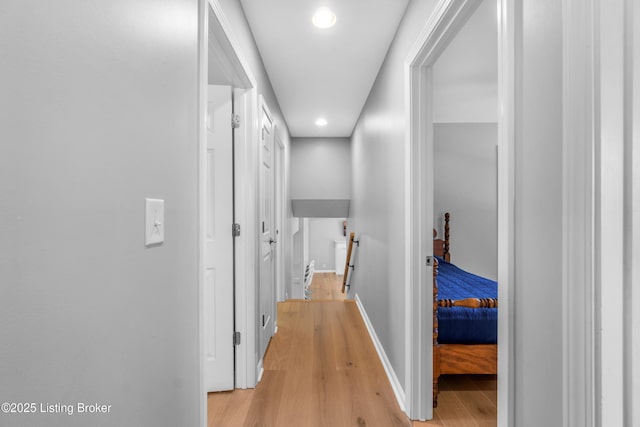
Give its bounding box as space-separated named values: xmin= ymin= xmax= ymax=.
xmin=355 ymin=294 xmax=406 ymax=412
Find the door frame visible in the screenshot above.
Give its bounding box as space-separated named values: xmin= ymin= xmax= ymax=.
xmin=562 ymin=0 xmax=598 ymax=425
xmin=572 ymin=0 xmax=638 ymax=424
xmin=274 ymin=131 xmax=286 ymax=303
xmin=404 ymin=0 xmax=513 ymax=421
xmin=198 ymin=1 xmax=258 ymax=425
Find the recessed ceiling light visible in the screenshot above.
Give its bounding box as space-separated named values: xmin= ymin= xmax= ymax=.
xmin=315 ymin=118 xmax=328 ymax=126
xmin=312 ymin=7 xmax=336 ymax=29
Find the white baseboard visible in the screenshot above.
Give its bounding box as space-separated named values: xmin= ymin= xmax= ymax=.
xmin=354 ymin=294 xmax=406 ymax=412
xmin=256 ymin=357 xmax=264 ymax=383
xmin=313 ymin=269 xmax=335 ymax=273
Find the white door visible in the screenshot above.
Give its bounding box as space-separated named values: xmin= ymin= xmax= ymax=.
xmin=258 ymin=100 xmax=275 ymax=360
xmin=204 ymin=85 xmax=234 ymax=392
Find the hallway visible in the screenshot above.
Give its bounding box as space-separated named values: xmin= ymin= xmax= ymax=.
xmin=2 ymin=0 xmax=638 ymax=425
xmin=208 ymin=299 xmax=496 ymax=426
xmin=308 ymin=272 xmax=347 ymax=301
xmin=208 ymin=300 xmax=408 ymax=426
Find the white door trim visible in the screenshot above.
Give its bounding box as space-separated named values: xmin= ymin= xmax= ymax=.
xmin=562 ymin=1 xmax=638 ymax=424
xmin=274 ymin=132 xmax=286 ymax=303
xmin=592 ymin=0 xmax=636 ymax=424
xmin=404 ymin=0 xmax=511 ymax=421
xmin=495 ymin=1 xmax=515 ymax=425
xmin=627 ymin=0 xmax=639 ymax=421
xmin=198 ymin=5 xmax=206 ymax=424
xmin=561 ymin=0 xmax=597 ymax=425
xmin=198 ymin=1 xmax=258 ymax=426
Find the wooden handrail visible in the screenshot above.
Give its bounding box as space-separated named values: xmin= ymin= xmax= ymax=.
xmin=342 ymin=232 xmax=356 ymax=293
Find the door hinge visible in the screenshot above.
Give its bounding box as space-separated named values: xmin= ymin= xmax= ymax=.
xmin=233 ymin=331 xmax=241 ymax=346
xmin=232 ymin=114 xmax=240 ymax=129
xmin=232 ymin=223 xmax=241 ymax=237
xmin=425 ymin=256 xmax=434 ymax=267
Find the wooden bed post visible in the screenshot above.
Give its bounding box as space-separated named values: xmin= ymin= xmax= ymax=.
xmin=433 ymin=257 xmax=440 ymax=407
xmin=443 ymin=212 xmax=450 ymax=262
xmin=431 ymin=211 xmax=498 ymax=409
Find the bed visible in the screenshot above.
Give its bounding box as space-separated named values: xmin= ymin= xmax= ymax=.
xmin=432 ymin=212 xmax=498 ymax=407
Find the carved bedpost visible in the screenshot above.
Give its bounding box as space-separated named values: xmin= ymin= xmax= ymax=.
xmin=433 ymin=258 xmax=440 ymax=408
xmin=443 ymin=213 xmax=450 ymax=262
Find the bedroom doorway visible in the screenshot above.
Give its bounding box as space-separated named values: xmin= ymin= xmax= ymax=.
xmin=430 ymin=0 xmax=499 ymax=420
xmin=405 ymin=0 xmax=511 ymax=422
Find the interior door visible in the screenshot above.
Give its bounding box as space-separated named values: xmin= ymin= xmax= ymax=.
xmin=204 ymin=85 xmax=234 ymax=392
xmin=258 ymin=100 xmax=275 ymax=360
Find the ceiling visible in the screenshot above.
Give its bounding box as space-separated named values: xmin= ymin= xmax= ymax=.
xmin=240 ymin=0 xmax=410 ymax=138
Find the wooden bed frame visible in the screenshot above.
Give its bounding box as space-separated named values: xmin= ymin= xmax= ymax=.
xmin=432 ymin=213 xmax=498 ymax=407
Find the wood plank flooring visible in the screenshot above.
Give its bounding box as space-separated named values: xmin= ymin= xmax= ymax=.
xmin=309 ymin=272 xmax=347 ymax=301
xmin=208 ymin=273 xmax=496 ymax=426
xmin=416 ymin=375 xmax=497 ymax=427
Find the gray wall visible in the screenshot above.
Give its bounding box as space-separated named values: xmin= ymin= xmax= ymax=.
xmin=291 ymin=137 xmax=351 ymax=199
xmin=434 ymin=123 xmax=497 ymax=280
xmin=350 ymin=0 xmax=440 ymax=391
xmin=308 ymin=219 xmax=346 ymax=271
xmin=0 ymin=1 xmax=200 ymax=426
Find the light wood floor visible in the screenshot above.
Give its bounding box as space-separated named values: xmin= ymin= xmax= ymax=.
xmin=208 ymin=275 xmax=496 ymax=427
xmin=309 ymin=272 xmax=347 ymax=301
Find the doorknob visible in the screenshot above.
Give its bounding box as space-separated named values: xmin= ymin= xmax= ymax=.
xmin=269 ymin=239 xmax=277 ymax=244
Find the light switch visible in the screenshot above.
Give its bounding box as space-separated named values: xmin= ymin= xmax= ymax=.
xmin=145 ymin=198 xmax=165 ymax=246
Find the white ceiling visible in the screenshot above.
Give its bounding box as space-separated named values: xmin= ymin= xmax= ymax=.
xmin=240 ymin=0 xmax=410 ymax=138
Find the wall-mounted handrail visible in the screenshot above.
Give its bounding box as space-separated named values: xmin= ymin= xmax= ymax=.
xmin=342 ymin=232 xmax=357 ymax=293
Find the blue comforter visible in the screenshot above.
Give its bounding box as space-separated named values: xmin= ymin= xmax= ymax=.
xmin=436 ymin=257 xmax=497 ymax=344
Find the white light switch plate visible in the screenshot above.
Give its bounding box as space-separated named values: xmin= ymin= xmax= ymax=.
xmin=145 ymin=198 xmax=165 ymax=246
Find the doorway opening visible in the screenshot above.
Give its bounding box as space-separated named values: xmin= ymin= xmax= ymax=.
xmin=198 ymin=0 xmax=258 ymax=424
xmin=430 ymin=0 xmax=499 ymax=418
xmin=405 ymin=0 xmax=512 ymax=422
xmin=288 ymin=136 xmax=353 ymax=302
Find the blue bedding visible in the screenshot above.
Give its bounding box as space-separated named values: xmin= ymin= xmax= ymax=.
xmin=436 ymin=257 xmax=497 ymax=344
